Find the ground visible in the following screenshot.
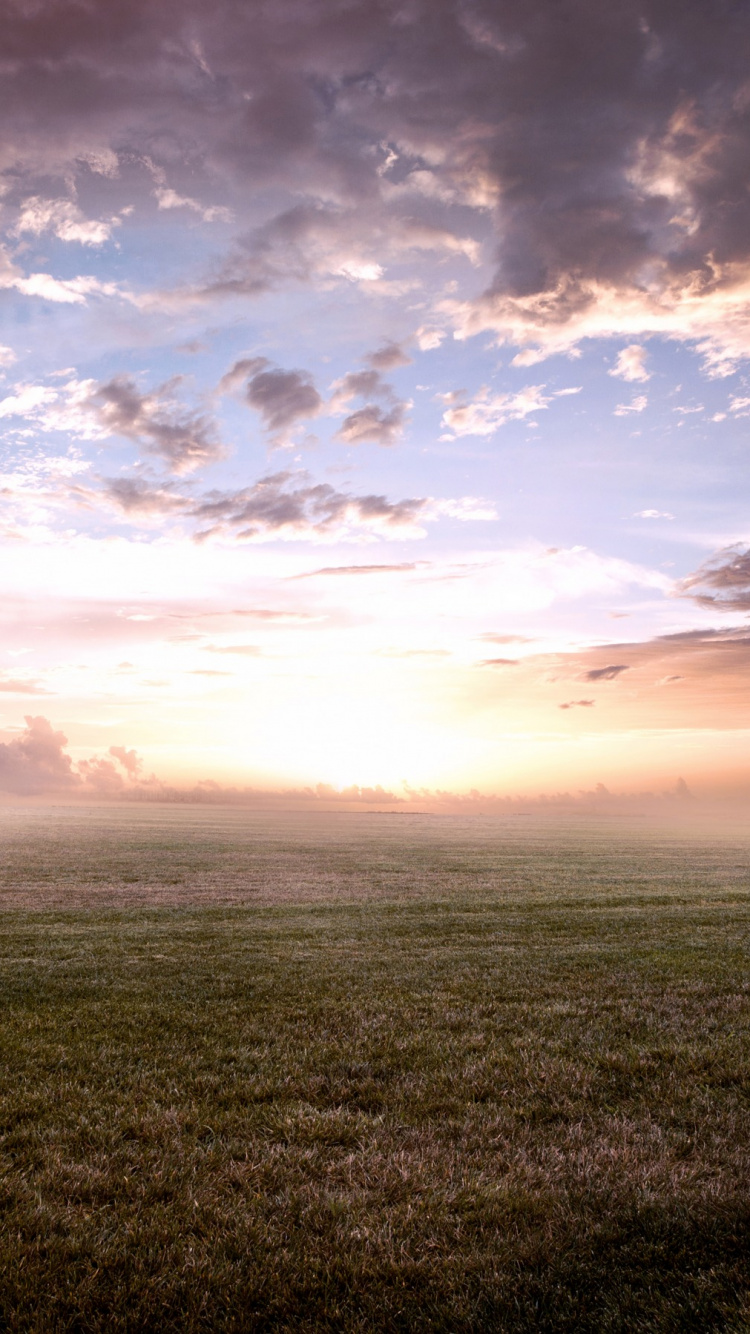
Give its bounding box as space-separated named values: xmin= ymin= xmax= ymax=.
xmin=1 ymin=806 xmax=749 ymax=1331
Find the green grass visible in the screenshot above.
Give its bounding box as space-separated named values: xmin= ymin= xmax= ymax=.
xmin=1 ymin=807 xmax=750 ymax=1330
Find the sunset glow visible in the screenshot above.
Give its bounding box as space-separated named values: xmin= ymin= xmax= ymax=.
xmin=2 ymin=0 xmax=750 ymax=804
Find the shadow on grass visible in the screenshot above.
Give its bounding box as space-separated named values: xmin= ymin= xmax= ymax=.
xmin=2 ymin=1199 xmax=749 ymax=1332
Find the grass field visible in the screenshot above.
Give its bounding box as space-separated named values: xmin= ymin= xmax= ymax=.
xmin=1 ymin=805 xmax=750 ymax=1331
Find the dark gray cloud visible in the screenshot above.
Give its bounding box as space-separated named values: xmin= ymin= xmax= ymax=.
xmin=220 ymin=357 xmax=322 ymax=443
xmin=584 ymin=664 xmax=630 ymax=681
xmin=83 ymin=467 xmax=431 ymax=541
xmin=679 ymin=547 xmax=750 ymax=610
xmin=246 ymin=369 xmax=321 ymax=438
xmin=336 ymin=402 xmax=407 ymax=447
xmin=6 ymin=3 xmax=747 ymax=359
xmin=191 ymin=470 xmax=428 ymax=541
xmin=92 ymin=377 xmax=221 ymax=473
xmin=366 ymin=343 xmax=412 ymax=371
xmin=100 ymin=477 xmax=187 ymax=515
xmin=331 ymin=367 xmax=408 ymax=446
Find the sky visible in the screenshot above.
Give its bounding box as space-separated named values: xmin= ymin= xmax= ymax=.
xmin=1 ymin=0 xmax=750 ymax=803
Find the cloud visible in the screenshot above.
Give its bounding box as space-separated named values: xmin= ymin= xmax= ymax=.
xmin=246 ymin=369 xmax=321 ymax=439
xmin=144 ymin=156 xmax=232 ymax=223
xmin=99 ymin=477 xmax=187 ymax=517
xmin=583 ymin=664 xmax=630 ymax=681
xmin=559 ymin=699 xmax=595 ymax=709
xmin=0 ymin=716 xmax=77 ymax=794
xmin=109 ymin=744 xmax=143 ymax=776
xmin=614 ymin=395 xmax=648 ymax=416
xmin=0 ymin=373 xmax=220 ymax=475
xmin=75 ymin=468 xmax=488 ymax=545
xmin=191 ymin=471 xmax=429 ymax=542
xmin=0 ymin=243 xmax=123 ymax=304
xmin=440 ymin=385 xmax=550 ymax=438
xmin=609 ymin=345 xmax=651 ymax=382
xmin=13 ymin=196 xmax=117 ymax=246
xmin=479 ymin=634 xmax=535 ymax=645
xmin=366 ymin=342 xmax=412 ymax=371
xmin=0 ymin=678 xmax=52 ymax=695
xmin=331 ymin=367 xmax=409 ymax=447
xmin=336 ymin=402 xmax=407 ymax=447
xmin=91 ymin=377 xmax=221 ymax=473
xmin=679 ymin=546 xmax=750 ymax=610
xmin=634 ymin=509 xmax=674 ymax=519
xmin=293 ymin=562 xmax=425 ymax=578
xmin=1 ymin=2 xmax=748 ymax=376
xmin=220 ymin=357 xmax=321 ymax=444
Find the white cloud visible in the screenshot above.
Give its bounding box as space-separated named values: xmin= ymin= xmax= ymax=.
xmin=451 ymin=269 xmax=750 ymax=381
xmin=154 ymin=187 xmax=232 ymax=223
xmin=440 ymin=385 xmax=550 ymax=438
xmin=0 ymin=245 xmax=125 ymax=304
xmin=609 ymin=345 xmax=651 ymax=382
xmin=13 ymin=196 xmax=118 ymax=246
xmin=0 ymin=384 xmax=58 ymax=418
xmin=614 ymin=394 xmax=648 ymax=416
xmin=416 ymin=326 xmax=445 ymax=351
xmin=336 ymin=260 xmax=385 ymax=283
xmin=428 ymin=496 xmax=498 ymax=521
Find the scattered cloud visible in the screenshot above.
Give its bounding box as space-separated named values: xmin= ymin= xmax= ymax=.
xmin=0 ymin=2 xmax=748 ymax=373
xmin=13 ymin=196 xmax=118 ymax=246
xmin=331 ymin=367 xmax=409 ymax=447
xmin=679 ymin=546 xmax=750 ymax=610
xmin=0 ymin=716 xmax=76 ymax=794
xmin=440 ymin=385 xmax=550 ymax=438
xmin=220 ymin=357 xmax=321 ymax=445
xmin=336 ymin=402 xmax=407 ymax=447
xmin=610 ymin=345 xmax=651 ymax=383
xmin=109 ymin=744 xmax=142 ymax=776
xmin=614 ymin=395 xmax=648 ymax=416
xmin=559 ymin=699 xmax=595 ymax=709
xmin=191 ymin=471 xmax=429 ymax=542
xmin=91 ymin=377 xmax=221 ymax=473
xmin=583 ymin=664 xmax=630 ymax=681
xmin=366 ymin=342 xmax=412 ymax=371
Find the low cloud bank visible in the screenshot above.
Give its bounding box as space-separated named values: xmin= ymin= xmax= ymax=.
xmin=0 ymin=716 xmax=705 ymax=815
